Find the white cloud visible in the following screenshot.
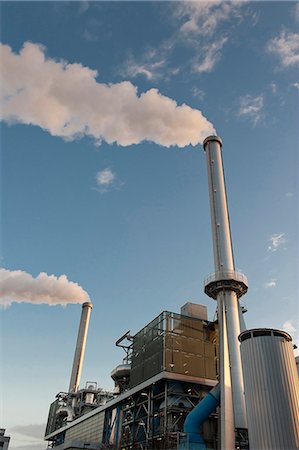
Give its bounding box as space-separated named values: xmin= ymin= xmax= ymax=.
xmin=95 ymin=168 xmax=118 ymax=193
xmin=96 ymin=168 xmax=115 ymax=186
xmin=238 ymin=94 xmax=264 ymax=126
xmin=285 ymin=192 xmax=294 ymax=198
xmin=192 ymin=36 xmax=228 ymax=73
xmin=267 ymin=30 xmax=299 ymax=68
xmin=264 ymin=279 xmax=277 ymax=289
xmin=291 ymin=82 xmax=299 ymax=91
xmin=267 ymin=233 xmax=287 ymax=252
xmin=0 ymin=42 xmax=215 ymax=148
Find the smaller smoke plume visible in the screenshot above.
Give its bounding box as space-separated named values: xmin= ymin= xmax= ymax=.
xmin=0 ymin=268 xmax=90 ymax=307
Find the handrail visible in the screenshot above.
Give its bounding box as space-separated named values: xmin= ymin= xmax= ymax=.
xmin=204 ymin=270 xmax=248 ymax=286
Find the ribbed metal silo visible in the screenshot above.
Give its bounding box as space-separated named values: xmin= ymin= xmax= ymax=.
xmin=239 ymin=328 xmax=299 ymax=450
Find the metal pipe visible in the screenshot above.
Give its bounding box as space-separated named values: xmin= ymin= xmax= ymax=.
xmin=183 ymin=383 xmax=220 ymax=448
xmin=203 ymin=136 xmax=247 ymax=445
xmin=218 ymin=293 xmax=235 ymax=449
xmin=68 ymin=301 xmax=92 ymax=393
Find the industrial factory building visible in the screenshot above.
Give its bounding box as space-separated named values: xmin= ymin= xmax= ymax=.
xmin=45 ymin=304 xmax=219 ymax=449
xmin=44 ymin=137 xmax=299 ymax=450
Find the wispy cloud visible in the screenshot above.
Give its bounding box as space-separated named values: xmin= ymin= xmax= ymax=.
xmin=282 ymin=320 xmax=299 ymax=352
xmin=192 ymin=87 xmax=205 ymax=102
xmin=96 ymin=168 xmax=115 ymax=186
xmin=270 ymin=82 xmax=277 ymax=94
xmin=267 ymin=233 xmax=287 ymax=252
xmin=264 ymin=279 xmax=277 ymax=289
xmin=192 ymin=36 xmax=228 ymax=73
xmin=8 ymin=424 xmax=45 ymax=450
xmin=238 ymin=94 xmax=264 ymax=126
xmin=82 ymin=18 xmax=102 ymax=42
xmin=95 ymin=168 xmax=122 ymax=193
xmin=176 ymin=1 xmax=243 ymax=38
xmin=267 ymin=30 xmax=299 ymax=68
xmin=95 ymin=168 xmax=116 ymax=193
xmin=124 ymin=51 xmax=166 ymax=81
xmin=294 ymin=3 xmax=299 ymax=24
xmin=283 ymin=320 xmax=296 ymax=335
xmin=285 ymin=192 xmax=294 ymax=198
xmin=78 ymin=1 xmax=90 ymax=15
xmin=291 ymin=82 xmax=299 ymax=91
xmin=122 ymin=2 xmax=246 ymax=81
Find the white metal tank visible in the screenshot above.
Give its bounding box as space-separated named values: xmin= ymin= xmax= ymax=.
xmin=239 ymin=328 xmax=299 ymax=450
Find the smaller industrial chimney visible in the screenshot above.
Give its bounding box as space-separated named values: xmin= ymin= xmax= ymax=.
xmin=69 ymin=302 xmax=92 ymax=393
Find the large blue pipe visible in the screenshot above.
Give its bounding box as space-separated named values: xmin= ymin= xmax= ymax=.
xmin=183 ymin=383 xmax=220 ymax=449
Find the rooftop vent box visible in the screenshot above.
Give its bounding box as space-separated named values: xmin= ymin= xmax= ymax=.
xmin=181 ymin=302 xmax=208 ymax=321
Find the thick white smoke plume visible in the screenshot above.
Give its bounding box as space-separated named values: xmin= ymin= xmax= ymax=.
xmin=0 ymin=42 xmax=215 ymax=147
xmin=0 ymin=268 xmax=90 ymax=306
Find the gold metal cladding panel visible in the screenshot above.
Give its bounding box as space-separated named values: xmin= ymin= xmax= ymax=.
xmin=204 ymin=341 xmax=214 ymax=357
xmin=173 ymin=319 xmax=204 ymax=339
xmin=129 ymin=312 xmax=219 ymax=386
xmin=184 ymin=337 xmax=204 ymax=354
xmin=165 ymin=334 xmax=204 ymax=355
xmin=65 ymin=411 xmax=105 ymax=443
xmin=164 ymin=349 xmax=217 ymax=379
xmin=205 ymin=358 xmax=217 ymax=379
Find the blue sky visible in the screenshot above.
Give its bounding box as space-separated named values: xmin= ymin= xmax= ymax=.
xmin=1 ymin=1 xmax=298 ymax=448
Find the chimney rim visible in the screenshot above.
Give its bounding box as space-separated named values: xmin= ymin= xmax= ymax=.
xmin=203 ymin=135 xmax=222 ymax=151
xmin=82 ymin=301 xmax=93 ymax=309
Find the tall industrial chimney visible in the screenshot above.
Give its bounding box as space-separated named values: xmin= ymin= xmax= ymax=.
xmin=69 ymin=301 xmax=93 ymax=393
xmin=203 ymin=136 xmax=248 ymax=449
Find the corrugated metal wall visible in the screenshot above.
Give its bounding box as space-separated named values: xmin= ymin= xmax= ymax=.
xmin=240 ymin=329 xmax=299 ymax=450
xmin=64 ymin=411 xmax=105 ymax=445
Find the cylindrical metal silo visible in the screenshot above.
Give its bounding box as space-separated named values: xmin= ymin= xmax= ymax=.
xmin=239 ymin=328 xmax=299 ymax=450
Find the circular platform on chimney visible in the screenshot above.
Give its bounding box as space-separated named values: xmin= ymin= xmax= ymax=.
xmin=204 ymin=270 xmax=248 ymax=300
